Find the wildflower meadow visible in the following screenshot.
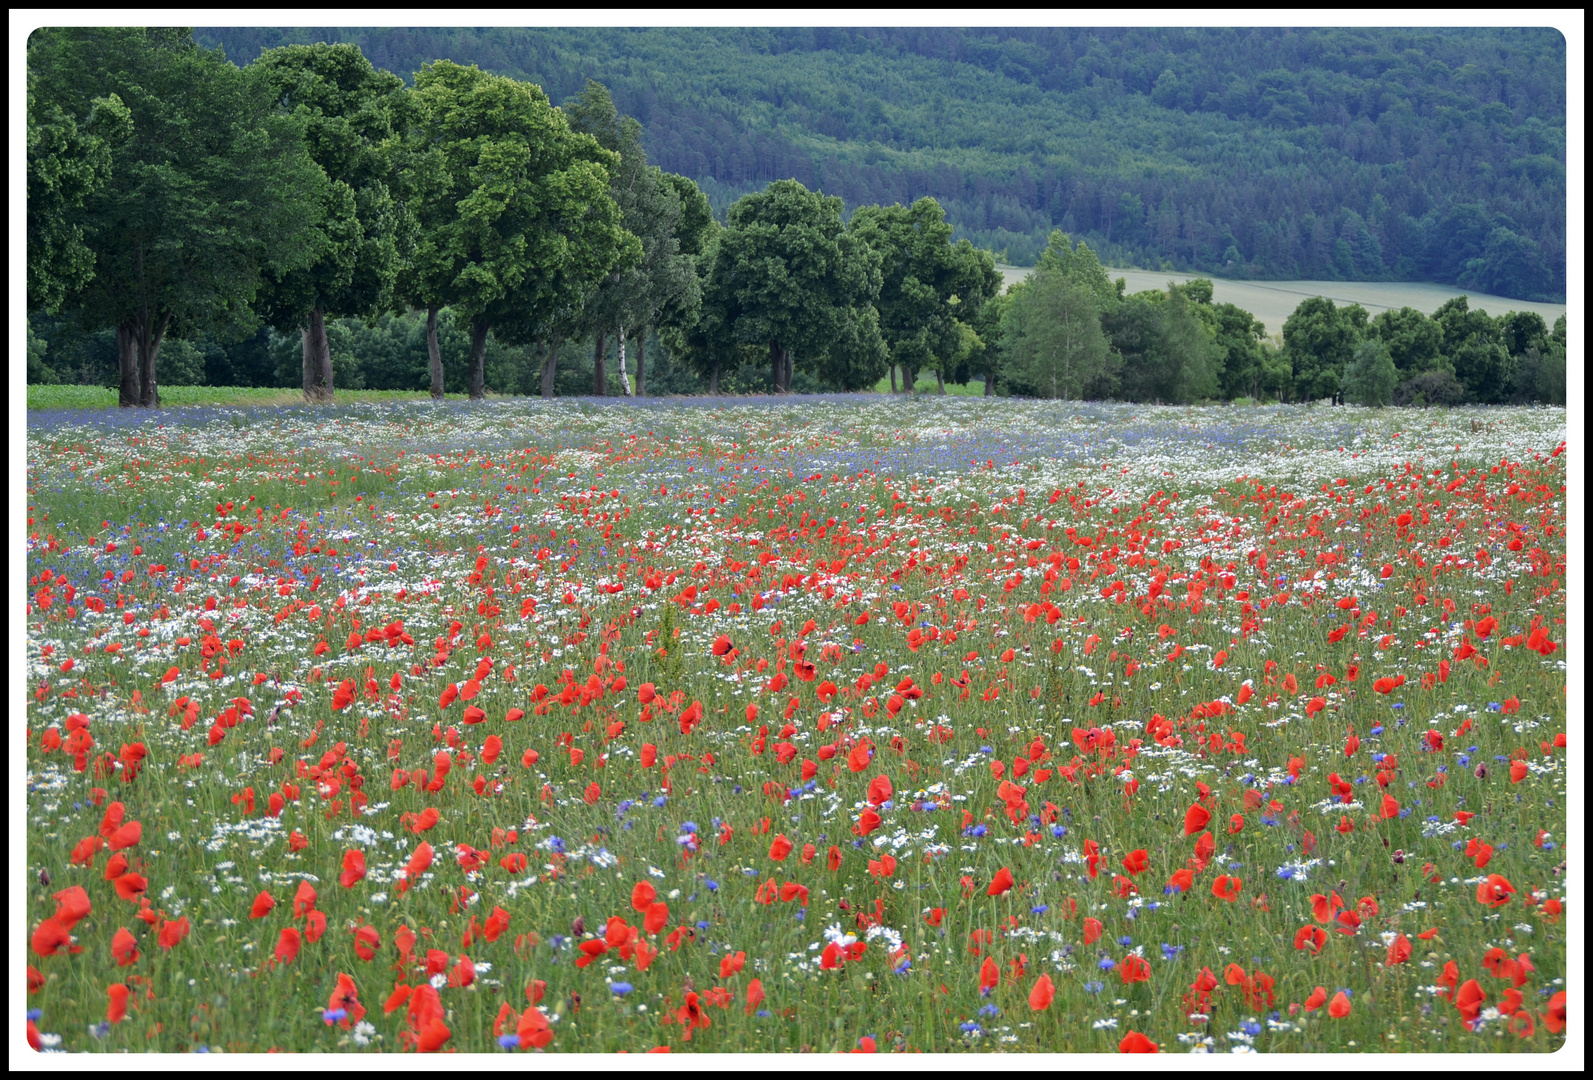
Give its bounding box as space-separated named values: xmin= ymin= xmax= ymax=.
xmin=22 ymin=397 xmax=1569 ymax=1054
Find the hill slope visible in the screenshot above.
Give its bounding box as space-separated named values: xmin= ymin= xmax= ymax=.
xmin=194 ymin=26 xmax=1567 ymax=302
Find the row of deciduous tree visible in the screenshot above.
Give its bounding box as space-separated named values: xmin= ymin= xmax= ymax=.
xmin=993 ymin=231 xmax=1566 ymax=407
xmin=28 ymin=29 xmax=1566 ymax=408
xmin=27 ymin=30 xmax=1011 ymax=407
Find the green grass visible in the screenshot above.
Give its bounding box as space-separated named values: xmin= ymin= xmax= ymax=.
xmin=868 ymin=374 xmax=988 ymax=396
xmin=26 ymin=385 xmax=514 ymax=410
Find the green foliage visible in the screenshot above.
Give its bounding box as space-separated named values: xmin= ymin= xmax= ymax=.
xmin=702 ymin=179 xmax=884 ymax=392
xmin=195 ymin=26 xmax=1566 ymax=301
xmin=1281 ymin=296 xmax=1367 ymax=402
xmin=26 ymin=72 xmax=129 ymax=313
xmin=1371 ymin=306 xmax=1444 ymax=375
xmin=561 ymin=81 xmax=701 ymax=395
xmin=401 ymin=61 xmax=639 ymax=396
xmin=28 ymin=27 xmax=328 ymax=405
xmin=26 ymin=323 xmax=56 ymax=384
xmin=1101 ymin=286 xmax=1222 ymax=404
xmin=998 ymin=268 xmax=1114 ymax=399
xmin=850 ymin=197 xmax=1001 ymax=389
xmin=1434 ymin=296 xmax=1513 ymax=404
xmin=1341 ymin=339 xmax=1398 ymax=407
xmin=251 ymin=43 xmax=414 ymax=330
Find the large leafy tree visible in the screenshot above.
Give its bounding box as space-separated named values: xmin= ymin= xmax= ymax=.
xmin=28 ymin=28 xmax=325 ymax=407
xmin=400 ymin=61 xmax=638 ymax=399
xmin=251 ymin=43 xmax=414 ymax=403
xmin=850 ymin=197 xmax=1001 ymax=393
xmin=1102 ymin=287 xmax=1222 ymax=404
xmin=1341 ymin=339 xmax=1398 ymax=407
xmin=26 ymin=69 xmax=130 ymax=314
xmin=1370 ymin=306 xmax=1444 ymax=379
xmin=563 ymin=82 xmax=700 ymax=396
xmin=1281 ymin=296 xmax=1367 ymax=403
xmin=997 ymin=269 xmax=1114 ymax=399
xmin=704 ymin=179 xmax=882 ymax=394
xmin=1433 ymin=296 xmax=1512 ymax=404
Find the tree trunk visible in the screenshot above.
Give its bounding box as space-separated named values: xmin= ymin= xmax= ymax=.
xmin=593 ymin=332 xmax=607 ymax=396
xmin=468 ymin=316 xmax=490 ymax=399
xmin=937 ymin=367 xmax=946 ymax=395
xmin=427 ymin=305 xmax=444 ymax=400
xmin=135 ymin=313 xmax=169 ymax=408
xmin=302 ymin=307 xmax=334 ymax=404
xmin=709 ymin=357 xmax=720 ymax=395
xmin=616 ymin=324 xmax=634 ymax=395
xmin=117 ymin=322 xmax=140 ymax=408
xmin=770 ymin=341 xmax=782 ymax=394
xmin=784 ymin=348 xmax=793 ymax=393
xmin=984 ymin=368 xmax=995 ymax=396
xmin=889 ymin=363 xmax=897 ymax=394
xmin=634 ymin=328 xmax=646 ymax=397
xmin=540 ymin=336 xmax=560 ymax=398
xmin=904 ymin=364 xmax=916 ymax=395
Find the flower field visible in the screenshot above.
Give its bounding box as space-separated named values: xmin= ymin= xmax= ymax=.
xmin=23 ymin=397 xmax=1568 ymax=1054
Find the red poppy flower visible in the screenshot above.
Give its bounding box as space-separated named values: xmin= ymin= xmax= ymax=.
xmin=1121 ymin=849 xmax=1149 ymax=875
xmin=1029 ymin=973 xmax=1055 ymax=1011
xmin=987 ymin=866 xmax=1015 ymax=896
xmin=52 ymin=885 xmax=92 ymax=930
xmin=157 ymin=916 xmax=190 ymax=950
xmin=274 ymin=927 xmax=301 ymax=965
xmin=1212 ymin=875 xmax=1242 ymax=902
xmin=1120 ymin=955 xmax=1151 ymax=983
xmin=1475 ymin=874 xmax=1516 ymax=908
xmin=1118 ymin=1031 xmax=1158 ymax=1053
xmin=111 ymin=926 xmax=139 ymax=966
xmin=1304 ymin=986 xmax=1327 ymax=1011
xmin=106 ymin=983 xmax=130 ymax=1024
xmin=1083 ymin=917 xmax=1103 ymax=945
xmin=340 ymin=849 xmax=367 ymax=888
xmin=768 ymin=834 xmax=793 ymax=861
xmin=1294 ymin=926 xmax=1326 ymax=954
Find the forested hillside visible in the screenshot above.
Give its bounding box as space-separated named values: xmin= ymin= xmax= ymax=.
xmin=194 ymin=26 xmax=1567 ymax=302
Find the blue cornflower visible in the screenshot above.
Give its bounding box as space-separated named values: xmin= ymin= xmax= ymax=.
xmin=498 ymin=1034 xmax=521 ymax=1049
xmin=705 ymin=879 xmax=719 ymax=892
xmin=1117 ymin=935 xmax=1133 ymax=947
xmin=1241 ymin=1019 xmax=1262 ymax=1036
xmin=980 ymin=1004 xmax=999 ymax=1017
xmin=1098 ymin=957 xmax=1116 ymax=971
xmin=611 ymin=982 xmax=633 ymax=996
xmin=1161 ymin=943 xmax=1184 ymax=961
xmin=1083 ymin=981 xmax=1104 ymax=994
xmin=1031 ymin=904 xmax=1049 ymax=915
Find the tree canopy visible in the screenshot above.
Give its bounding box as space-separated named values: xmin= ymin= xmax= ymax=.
xmin=196 ymin=25 xmax=1567 ymax=302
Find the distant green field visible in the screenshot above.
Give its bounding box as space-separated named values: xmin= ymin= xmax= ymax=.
xmin=994 ymin=266 xmax=1568 ymax=339
xmin=869 ymin=373 xmax=987 ymax=396
xmin=25 ymin=385 xmax=512 ymax=410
